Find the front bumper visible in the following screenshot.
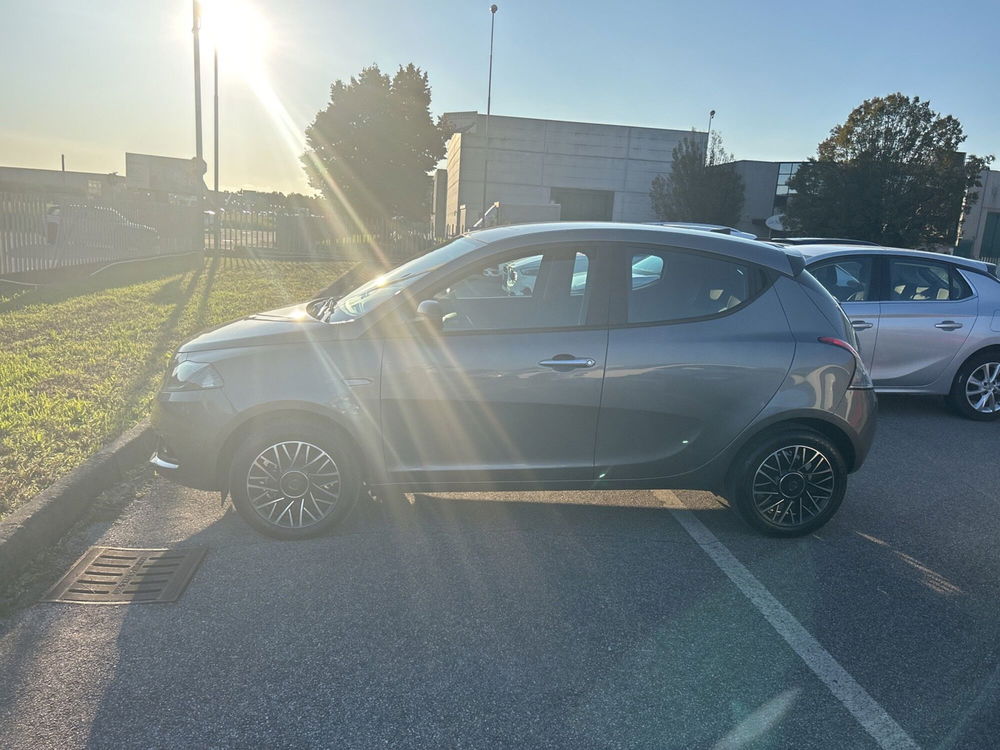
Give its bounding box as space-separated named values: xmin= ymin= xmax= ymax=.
xmin=149 ymin=387 xmax=236 ymax=490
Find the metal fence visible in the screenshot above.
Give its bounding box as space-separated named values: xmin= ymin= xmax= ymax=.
xmin=204 ymin=210 xmax=438 ymax=266
xmin=1 ymin=191 xmax=201 ymax=277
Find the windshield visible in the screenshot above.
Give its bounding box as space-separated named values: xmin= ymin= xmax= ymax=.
xmin=320 ymin=236 xmax=481 ymax=321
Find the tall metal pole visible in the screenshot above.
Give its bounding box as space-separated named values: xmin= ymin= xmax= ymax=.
xmin=705 ymin=109 xmax=715 ymax=166
xmin=480 ymin=4 xmax=498 ymax=227
xmin=192 ymin=1 xmax=204 ymax=162
xmin=213 ymin=46 xmax=219 ymax=193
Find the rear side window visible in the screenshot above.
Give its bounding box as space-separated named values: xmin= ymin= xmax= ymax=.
xmin=626 ymin=250 xmax=753 ymax=324
xmin=808 ymin=257 xmax=874 ymax=302
xmin=889 ymin=259 xmax=972 ymax=301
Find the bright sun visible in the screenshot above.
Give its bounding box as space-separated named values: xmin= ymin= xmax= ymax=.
xmin=198 ymin=0 xmax=272 ymax=75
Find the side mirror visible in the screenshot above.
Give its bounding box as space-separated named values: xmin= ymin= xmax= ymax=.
xmin=414 ymin=299 xmax=444 ymax=334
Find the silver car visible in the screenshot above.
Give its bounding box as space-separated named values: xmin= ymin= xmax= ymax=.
xmin=151 ymin=223 xmax=876 ymax=539
xmin=800 ymin=245 xmax=1000 ymax=420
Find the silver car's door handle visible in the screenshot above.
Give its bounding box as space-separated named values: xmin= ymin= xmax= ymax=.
xmin=851 ymin=320 xmax=874 ymax=331
xmin=935 ymin=321 xmax=963 ymax=331
xmin=538 ymin=356 xmax=596 ymax=369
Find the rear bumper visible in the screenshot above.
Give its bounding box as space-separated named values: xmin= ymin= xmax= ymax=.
xmin=843 ymin=387 xmax=878 ymax=471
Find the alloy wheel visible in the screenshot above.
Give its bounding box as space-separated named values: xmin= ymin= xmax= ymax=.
xmin=246 ymin=441 xmax=342 ymax=528
xmin=752 ymin=445 xmax=835 ymax=529
xmin=965 ymin=362 xmax=1000 ymax=414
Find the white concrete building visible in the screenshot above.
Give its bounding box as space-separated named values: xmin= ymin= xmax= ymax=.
xmin=958 ymin=169 xmax=1000 ymax=259
xmin=436 ymin=112 xmax=707 ymax=235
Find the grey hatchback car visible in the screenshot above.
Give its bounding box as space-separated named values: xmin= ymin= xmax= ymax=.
xmin=151 ymin=223 xmax=876 ymax=539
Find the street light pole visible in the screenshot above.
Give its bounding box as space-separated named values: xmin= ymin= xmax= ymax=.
xmin=213 ymin=46 xmax=219 ymax=194
xmin=705 ymin=109 xmax=715 ymax=166
xmin=480 ymin=4 xmax=498 ymax=227
xmin=192 ymin=0 xmax=204 ymax=162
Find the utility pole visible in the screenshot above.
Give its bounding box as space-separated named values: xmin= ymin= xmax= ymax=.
xmin=480 ymin=4 xmax=498 ymax=227
xmin=213 ymin=46 xmax=219 ymax=194
xmin=192 ymin=0 xmax=204 ymax=163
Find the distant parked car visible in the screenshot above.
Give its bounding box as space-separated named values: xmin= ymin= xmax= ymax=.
xmin=801 ymin=244 xmax=1000 ymax=419
xmin=152 ymin=222 xmax=876 ymax=539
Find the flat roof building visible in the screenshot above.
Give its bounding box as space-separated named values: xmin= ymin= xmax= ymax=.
xmin=436 ymin=112 xmax=707 ymax=235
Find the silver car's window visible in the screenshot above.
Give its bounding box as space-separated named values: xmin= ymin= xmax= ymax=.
xmin=432 ymin=249 xmax=593 ymax=332
xmin=627 ymin=250 xmax=751 ymax=324
xmin=889 ymin=259 xmax=972 ymax=301
xmin=809 ymin=257 xmax=874 ymax=302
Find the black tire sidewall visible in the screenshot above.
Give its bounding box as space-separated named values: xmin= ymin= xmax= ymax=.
xmin=229 ymin=421 xmax=361 ymax=540
xmin=949 ymin=354 xmax=1000 ymax=422
xmin=732 ymin=429 xmax=847 ymax=538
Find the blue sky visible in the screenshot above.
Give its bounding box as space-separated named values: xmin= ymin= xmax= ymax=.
xmin=2 ymin=0 xmax=998 ymax=194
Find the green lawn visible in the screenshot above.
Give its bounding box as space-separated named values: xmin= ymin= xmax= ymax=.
xmin=0 ymin=256 xmax=354 ymax=518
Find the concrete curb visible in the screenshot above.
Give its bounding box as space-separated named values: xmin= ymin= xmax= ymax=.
xmin=0 ymin=421 xmax=155 ymax=582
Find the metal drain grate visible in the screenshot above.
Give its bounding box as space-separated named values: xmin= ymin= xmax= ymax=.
xmin=44 ymin=546 xmax=207 ymax=604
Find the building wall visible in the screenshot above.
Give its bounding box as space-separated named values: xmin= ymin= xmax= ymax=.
xmin=0 ymin=167 xmax=124 ymax=199
xmin=728 ymin=160 xmax=781 ymax=237
xmin=442 ymin=112 xmax=705 ymax=232
xmin=958 ymin=169 xmax=1000 ymax=259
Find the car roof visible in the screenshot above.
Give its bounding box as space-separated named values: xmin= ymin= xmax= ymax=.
xmin=795 ymin=244 xmax=995 ymax=275
xmin=463 ymin=222 xmax=802 ymax=276
xmin=778 ymin=237 xmax=879 ymax=246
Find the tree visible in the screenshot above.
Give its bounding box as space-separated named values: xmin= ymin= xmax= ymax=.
xmin=301 ymin=64 xmax=449 ymax=222
xmin=785 ymin=93 xmax=992 ymax=247
xmin=650 ymin=133 xmax=745 ymax=226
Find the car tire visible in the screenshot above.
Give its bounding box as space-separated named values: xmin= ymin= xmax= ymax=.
xmin=948 ymin=353 xmax=1000 ymax=421
xmin=730 ymin=429 xmax=846 ymax=537
xmin=229 ymin=420 xmax=361 ymax=540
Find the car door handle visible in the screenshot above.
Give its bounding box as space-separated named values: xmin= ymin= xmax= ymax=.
xmin=538 ymin=355 xmax=596 ymax=369
xmin=935 ymin=321 xmax=963 ymax=331
xmin=851 ymin=320 xmax=873 ymax=331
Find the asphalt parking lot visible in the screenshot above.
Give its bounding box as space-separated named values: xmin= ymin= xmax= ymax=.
xmin=1 ymin=395 xmax=999 ymax=749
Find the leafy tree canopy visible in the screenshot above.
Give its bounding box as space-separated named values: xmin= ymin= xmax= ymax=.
xmin=301 ymin=64 xmax=449 ymax=223
xmin=786 ymin=93 xmax=992 ymax=247
xmin=650 ymin=133 xmax=745 ymax=227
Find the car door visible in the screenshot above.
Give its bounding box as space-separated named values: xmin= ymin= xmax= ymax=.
xmin=379 ymin=245 xmax=609 ymax=485
xmin=873 ymin=257 xmax=977 ymax=387
xmin=595 ymin=245 xmax=795 ymax=480
xmin=807 ymin=255 xmax=879 ymax=369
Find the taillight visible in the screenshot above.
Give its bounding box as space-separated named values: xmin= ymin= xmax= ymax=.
xmin=818 ymin=336 xmax=873 ymax=389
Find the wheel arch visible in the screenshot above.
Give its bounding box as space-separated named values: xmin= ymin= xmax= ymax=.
xmin=214 ymin=405 xmax=376 ymax=495
xmin=952 ymin=345 xmax=1000 ymax=387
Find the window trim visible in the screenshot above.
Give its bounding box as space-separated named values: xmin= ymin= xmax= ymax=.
xmin=606 ymin=243 xmax=773 ymax=329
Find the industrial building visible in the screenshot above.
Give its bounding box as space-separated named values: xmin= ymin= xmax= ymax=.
xmin=433 ymin=112 xmax=707 ymax=235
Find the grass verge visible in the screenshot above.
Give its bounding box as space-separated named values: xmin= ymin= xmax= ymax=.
xmin=0 ymin=256 xmax=353 ymax=518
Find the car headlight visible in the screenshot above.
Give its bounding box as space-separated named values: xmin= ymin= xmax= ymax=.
xmin=163 ymin=360 xmax=224 ymax=391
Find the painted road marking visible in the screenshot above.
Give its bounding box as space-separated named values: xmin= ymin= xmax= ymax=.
xmin=654 ymin=490 xmax=920 ymax=750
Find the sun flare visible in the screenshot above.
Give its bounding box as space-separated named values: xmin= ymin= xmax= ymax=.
xmin=198 ymin=0 xmax=272 ymax=75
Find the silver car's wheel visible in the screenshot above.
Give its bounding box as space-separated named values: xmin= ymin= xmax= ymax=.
xmin=229 ymin=422 xmax=360 ymax=539
xmin=949 ymin=354 xmax=1000 ymax=421
xmin=246 ymin=441 xmax=342 ymax=529
xmin=964 ymin=362 xmax=1000 ymax=415
xmin=752 ymin=445 xmax=835 ymax=529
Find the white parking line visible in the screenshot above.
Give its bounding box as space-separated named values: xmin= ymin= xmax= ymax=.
xmin=654 ymin=490 xmax=920 ymax=750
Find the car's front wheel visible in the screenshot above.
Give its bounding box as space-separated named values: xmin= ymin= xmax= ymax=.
xmin=730 ymin=429 xmax=847 ymax=537
xmin=948 ymin=353 xmax=1000 ymax=421
xmin=229 ymin=420 xmax=360 ymax=539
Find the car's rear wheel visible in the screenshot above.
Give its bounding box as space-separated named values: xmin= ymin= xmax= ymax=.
xmin=948 ymin=353 xmax=1000 ymax=421
xmin=730 ymin=429 xmax=846 ymax=537
xmin=229 ymin=420 xmax=360 ymax=539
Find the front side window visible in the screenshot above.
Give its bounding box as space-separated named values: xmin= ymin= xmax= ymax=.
xmin=432 ymin=248 xmax=594 ymax=332
xmin=809 ymin=257 xmax=874 ymax=302
xmin=889 ymin=259 xmax=972 ymax=301
xmin=625 ymin=249 xmax=753 ymax=324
